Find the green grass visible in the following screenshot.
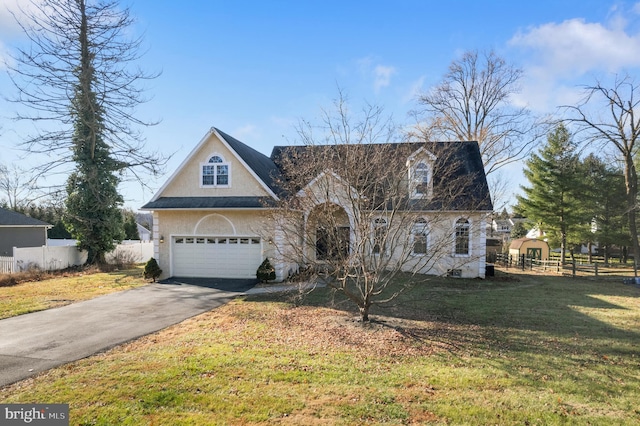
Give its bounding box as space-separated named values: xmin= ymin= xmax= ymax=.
xmin=0 ymin=266 xmax=147 ymax=319
xmin=1 ymin=270 xmax=638 ymax=424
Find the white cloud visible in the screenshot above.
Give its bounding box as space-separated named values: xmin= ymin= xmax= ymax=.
xmin=0 ymin=0 xmax=48 ymax=69
xmin=373 ymin=65 xmax=396 ymax=92
xmin=356 ymin=56 xmax=397 ymax=93
xmin=510 ymin=18 xmax=640 ymax=75
xmin=0 ymin=0 xmax=41 ymax=35
xmin=508 ymin=12 xmax=640 ymax=112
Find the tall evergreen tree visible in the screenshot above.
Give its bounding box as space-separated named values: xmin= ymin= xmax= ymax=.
xmin=582 ymin=154 xmax=628 ymax=263
xmin=123 ymin=209 xmax=141 ymax=240
xmin=517 ymin=123 xmax=585 ymax=263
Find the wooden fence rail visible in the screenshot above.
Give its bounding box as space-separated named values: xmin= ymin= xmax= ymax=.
xmin=494 ymin=253 xmax=638 ymax=277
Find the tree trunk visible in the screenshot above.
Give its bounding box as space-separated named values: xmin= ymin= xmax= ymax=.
xmin=623 ymin=154 xmax=639 ymax=275
xmin=359 ymin=305 xmax=370 ymax=322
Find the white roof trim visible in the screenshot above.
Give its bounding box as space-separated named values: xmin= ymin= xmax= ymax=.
xmin=407 ymin=146 xmax=438 ymax=164
xmin=148 ymin=127 xmax=278 ymax=203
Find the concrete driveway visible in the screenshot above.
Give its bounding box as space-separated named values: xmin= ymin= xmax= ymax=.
xmin=0 ymin=278 xmax=256 ymax=388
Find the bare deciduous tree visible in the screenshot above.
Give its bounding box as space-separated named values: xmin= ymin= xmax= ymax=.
xmin=411 ymin=49 xmax=544 ymax=177
xmin=5 ymin=0 xmax=166 ymax=181
xmin=563 ymin=74 xmax=640 ymax=266
xmin=268 ymin=95 xmax=492 ymax=322
xmin=4 ymin=0 xmax=167 ymax=264
xmin=0 ymin=163 xmax=39 ymax=209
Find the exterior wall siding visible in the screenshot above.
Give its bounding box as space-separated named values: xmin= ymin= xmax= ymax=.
xmin=155 ymin=210 xmax=278 ymax=280
xmin=0 ymin=228 xmax=48 ymax=257
xmin=160 ymin=133 xmax=272 ymax=198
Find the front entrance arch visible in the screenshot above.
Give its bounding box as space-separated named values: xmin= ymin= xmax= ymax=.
xmin=307 ymin=203 xmax=352 ymax=262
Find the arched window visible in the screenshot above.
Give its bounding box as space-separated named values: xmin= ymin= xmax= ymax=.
xmin=454 ymin=218 xmax=470 ymax=255
xmin=414 ymin=162 xmax=429 ymax=192
xmin=201 ymin=154 xmax=230 ymax=187
xmin=411 ymin=160 xmax=432 ymax=198
xmin=412 ymin=218 xmax=428 ymax=255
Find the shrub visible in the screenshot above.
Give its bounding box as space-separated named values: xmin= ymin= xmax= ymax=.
xmin=143 ymin=257 xmax=162 ymax=282
xmin=256 ymin=258 xmax=276 ymax=283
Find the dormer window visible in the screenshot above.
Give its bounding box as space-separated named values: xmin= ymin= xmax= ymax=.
xmin=407 ymin=148 xmax=436 ymax=199
xmin=201 ymin=154 xmax=230 ymax=187
xmin=414 ymin=162 xmax=430 ymax=195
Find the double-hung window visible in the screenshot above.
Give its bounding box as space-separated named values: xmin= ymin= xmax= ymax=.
xmin=414 ymin=162 xmax=430 ymax=195
xmin=454 ymin=218 xmax=470 ymax=255
xmin=372 ymin=218 xmax=387 ymax=255
xmin=412 ymin=218 xmax=428 ymax=255
xmin=201 ymin=155 xmax=230 ymax=187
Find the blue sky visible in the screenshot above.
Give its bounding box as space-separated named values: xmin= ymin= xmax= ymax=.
xmin=2 ymin=0 xmax=640 ymax=210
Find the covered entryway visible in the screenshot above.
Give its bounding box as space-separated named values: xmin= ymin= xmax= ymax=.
xmin=172 ymin=236 xmax=262 ymax=278
xmin=307 ymin=203 xmax=352 ymax=262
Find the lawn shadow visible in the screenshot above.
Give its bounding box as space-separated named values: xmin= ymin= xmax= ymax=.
xmin=250 ymin=270 xmax=640 ymax=360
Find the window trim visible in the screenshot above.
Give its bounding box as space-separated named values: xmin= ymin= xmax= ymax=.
xmin=453 ymin=218 xmax=471 ymax=257
xmin=372 ymin=217 xmax=388 ymax=255
xmin=411 ymin=218 xmax=429 ymax=256
xmin=408 ymin=158 xmax=434 ymax=199
xmin=200 ymin=153 xmax=231 ymax=188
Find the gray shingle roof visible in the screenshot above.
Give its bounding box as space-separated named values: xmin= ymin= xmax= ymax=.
xmin=271 ymin=141 xmax=493 ymax=211
xmin=143 ymin=129 xmax=492 ymax=212
xmin=215 ymin=128 xmax=283 ymax=196
xmin=0 ymin=207 xmax=51 ymax=227
xmin=142 ymin=196 xmax=274 ymax=210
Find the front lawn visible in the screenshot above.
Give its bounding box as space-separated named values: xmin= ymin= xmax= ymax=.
xmin=0 ymin=266 xmax=147 ymax=319
xmin=1 ymin=271 xmax=638 ymax=424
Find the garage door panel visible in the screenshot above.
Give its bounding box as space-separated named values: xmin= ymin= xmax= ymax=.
xmin=172 ymin=236 xmax=262 ymax=278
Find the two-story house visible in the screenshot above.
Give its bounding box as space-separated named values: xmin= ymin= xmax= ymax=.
xmin=141 ymin=127 xmax=493 ymax=281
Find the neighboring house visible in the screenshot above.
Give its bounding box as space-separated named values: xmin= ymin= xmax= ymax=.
xmin=526 ymin=225 xmax=547 ymax=239
xmin=492 ymin=218 xmax=513 ymax=235
xmin=0 ymin=207 xmax=52 ymax=256
xmin=141 ymin=127 xmax=493 ymax=281
xmin=137 ymin=224 xmax=151 ymax=242
xmin=490 ymin=217 xmax=528 ymax=239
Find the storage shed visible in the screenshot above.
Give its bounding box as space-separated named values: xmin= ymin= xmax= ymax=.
xmin=509 ymin=238 xmax=550 ymax=260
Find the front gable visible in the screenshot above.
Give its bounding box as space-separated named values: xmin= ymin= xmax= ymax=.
xmin=149 ymin=128 xmax=277 ymax=202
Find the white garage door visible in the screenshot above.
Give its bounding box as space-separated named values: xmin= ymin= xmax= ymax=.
xmin=172 ymin=236 xmax=262 ymax=279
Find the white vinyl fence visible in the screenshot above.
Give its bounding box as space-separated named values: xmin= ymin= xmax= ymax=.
xmin=2 ymin=242 xmax=153 ymax=274
xmin=0 ymin=256 xmax=13 ymax=274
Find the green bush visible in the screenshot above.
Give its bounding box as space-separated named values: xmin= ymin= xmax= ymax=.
xmin=143 ymin=257 xmax=162 ymax=282
xmin=256 ymin=258 xmax=276 ymax=283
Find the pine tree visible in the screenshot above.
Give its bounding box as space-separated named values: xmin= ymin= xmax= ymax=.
xmin=123 ymin=209 xmax=141 ymax=240
xmin=516 ymin=124 xmax=585 ymax=264
xmin=143 ymin=257 xmax=162 ymax=282
xmin=582 ymin=154 xmax=628 ymax=263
